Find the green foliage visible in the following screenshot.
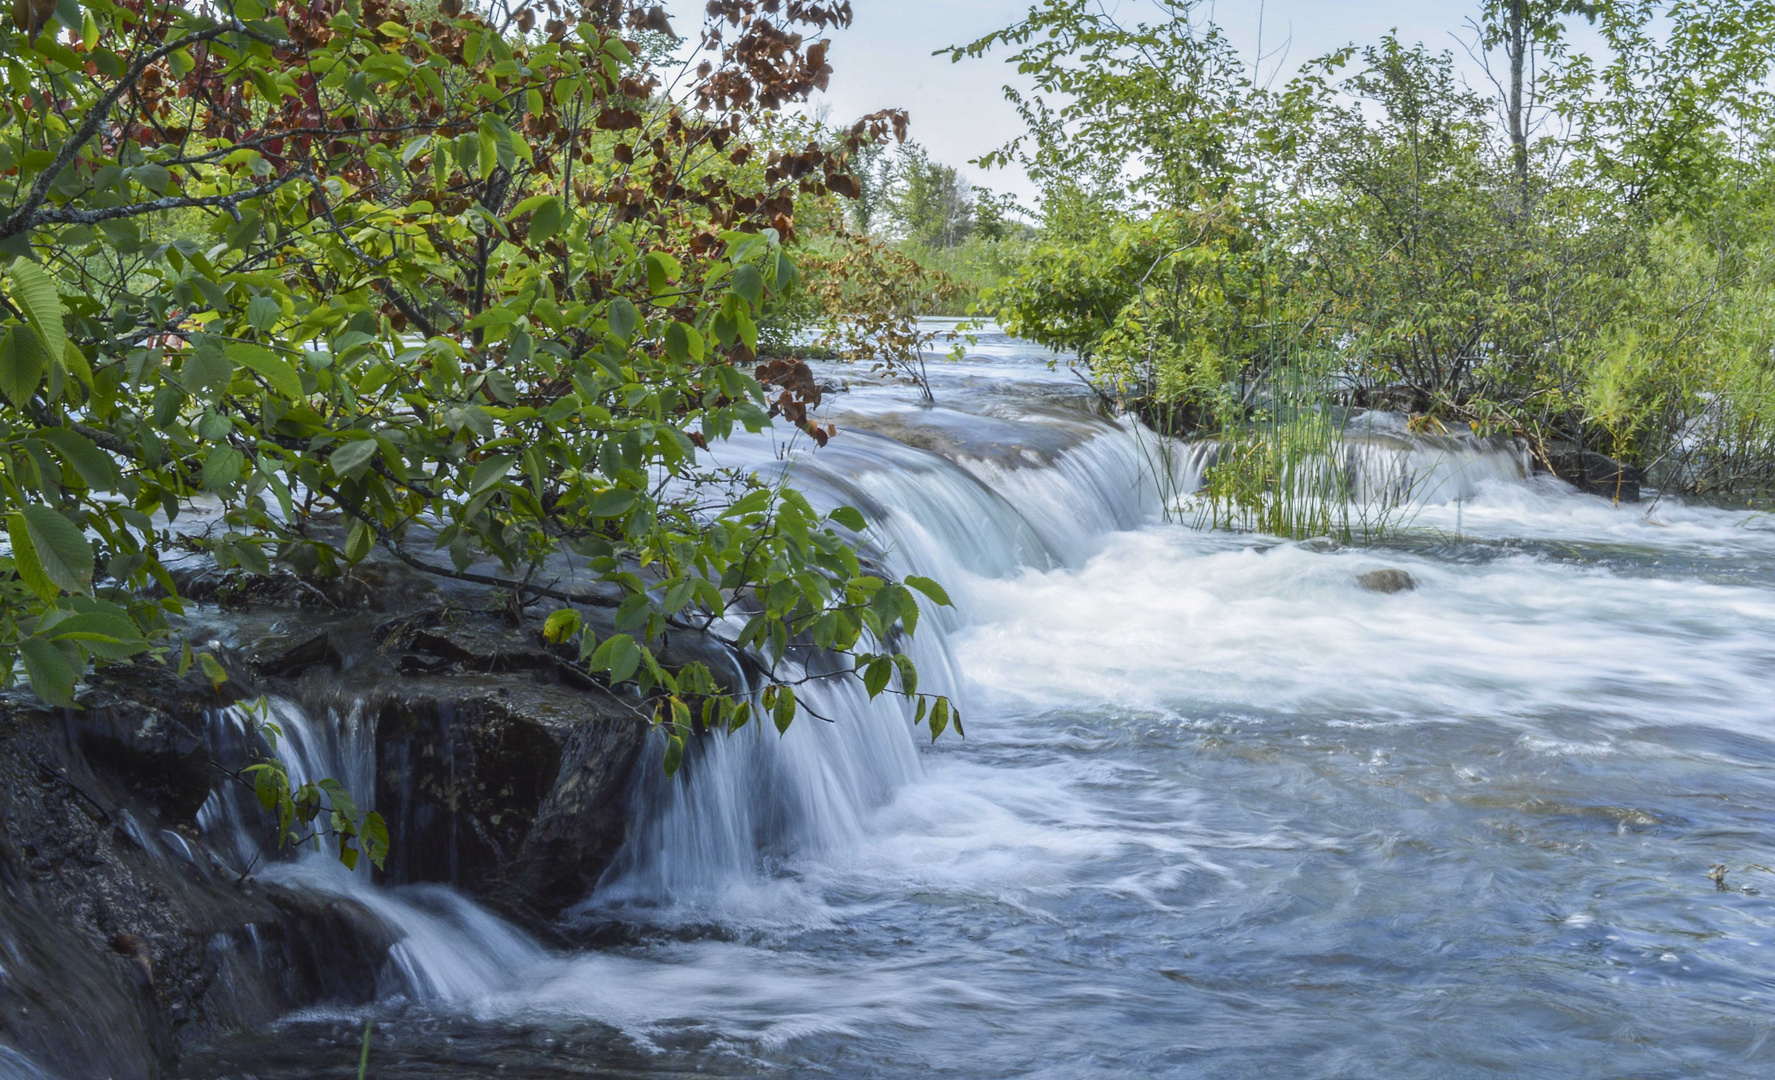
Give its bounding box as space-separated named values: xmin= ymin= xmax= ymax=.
xmin=0 ymin=0 xmax=957 ymax=870
xmin=226 ymin=695 xmax=389 ymax=873
xmin=1578 ymin=219 xmax=1775 ymax=495
xmin=799 ymin=232 xmax=967 ymax=399
xmin=958 ymin=0 xmax=1775 ymax=508
xmin=947 ymin=0 xmax=1256 ymax=209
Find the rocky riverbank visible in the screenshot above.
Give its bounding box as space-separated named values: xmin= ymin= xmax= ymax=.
xmin=0 ymin=558 xmax=687 ymax=1078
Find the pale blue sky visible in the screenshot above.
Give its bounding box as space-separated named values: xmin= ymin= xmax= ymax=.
xmin=659 ymin=1 xmax=1601 ymax=202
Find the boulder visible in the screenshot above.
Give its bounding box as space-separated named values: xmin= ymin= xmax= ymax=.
xmin=1358 ymin=568 xmax=1417 ymax=594
xmin=1542 ymin=442 xmax=1641 ymax=503
xmin=370 ymin=677 xmax=646 ymax=923
xmin=262 ymin=604 xmax=656 ymax=923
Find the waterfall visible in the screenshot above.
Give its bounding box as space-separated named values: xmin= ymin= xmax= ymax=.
xmin=195 ymin=697 xmax=544 ymax=1003
xmin=0 ymin=1046 xmax=56 ymax=1080
xmin=183 ymin=401 xmax=1546 ymax=1002
xmin=591 ymin=409 xmax=1541 ymax=914
xmin=591 ymin=413 xmax=1207 ymax=916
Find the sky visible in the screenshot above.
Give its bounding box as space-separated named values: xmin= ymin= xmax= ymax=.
xmin=655 ymin=1 xmax=1605 ymax=204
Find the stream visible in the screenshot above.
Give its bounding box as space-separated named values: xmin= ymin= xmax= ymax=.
xmin=164 ymin=326 xmax=1775 ymax=1079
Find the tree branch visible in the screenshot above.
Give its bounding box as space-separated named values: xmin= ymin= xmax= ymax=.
xmin=0 ymin=18 xmax=289 ymax=240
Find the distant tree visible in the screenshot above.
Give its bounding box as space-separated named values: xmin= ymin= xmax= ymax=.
xmin=884 ymin=144 xmax=975 ymax=248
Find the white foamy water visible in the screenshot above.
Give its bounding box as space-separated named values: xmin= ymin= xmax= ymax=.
xmin=955 ymin=517 xmax=1775 ymax=734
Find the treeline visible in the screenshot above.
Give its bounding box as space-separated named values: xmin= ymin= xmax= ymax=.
xmin=818 ymin=0 xmax=1775 ymax=503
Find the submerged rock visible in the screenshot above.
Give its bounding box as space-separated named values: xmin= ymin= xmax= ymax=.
xmin=1357 ymin=568 xmax=1418 ymax=594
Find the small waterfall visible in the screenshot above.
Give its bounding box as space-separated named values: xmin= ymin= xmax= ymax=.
xmin=196 ymin=696 xmax=374 ymax=874
xmin=195 ymin=696 xmax=542 ymax=1004
xmin=594 ymin=413 xmax=1186 ymax=913
xmin=594 ymin=409 xmax=1546 ymax=916
xmin=1341 ymin=411 xmax=1531 ymax=507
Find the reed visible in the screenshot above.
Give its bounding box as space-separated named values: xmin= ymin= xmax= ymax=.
xmin=1134 ymin=345 xmax=1423 ymax=544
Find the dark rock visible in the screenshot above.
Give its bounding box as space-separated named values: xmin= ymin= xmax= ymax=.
xmin=1358 ymin=568 xmax=1417 ymax=594
xmin=0 ymin=701 xmax=398 ymax=1080
xmin=368 ymin=675 xmax=646 ymax=923
xmin=214 ymin=601 xmax=667 ymax=922
xmin=252 ymin=632 xmax=339 ymax=678
xmin=0 ymin=556 xmax=691 ymax=1075
xmin=64 ymin=662 xmax=231 ymax=824
xmin=1348 ymin=384 xmax=1435 ymax=415
xmin=1542 ymin=442 xmax=1641 ymax=503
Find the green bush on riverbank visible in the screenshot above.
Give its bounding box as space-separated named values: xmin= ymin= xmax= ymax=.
xmin=818 ymin=0 xmax=1775 ymax=510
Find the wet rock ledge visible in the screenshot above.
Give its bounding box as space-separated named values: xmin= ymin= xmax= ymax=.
xmin=0 ymin=560 xmax=687 ymax=1078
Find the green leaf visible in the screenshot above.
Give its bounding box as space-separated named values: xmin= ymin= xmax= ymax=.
xmin=528 ymin=196 xmax=564 ymax=244
xmin=608 ymin=635 xmax=642 ymax=683
xmin=863 ymin=655 xmax=892 ymax=698
xmin=361 ymin=812 xmax=390 ymax=869
xmin=589 ymin=488 xmax=636 ymax=518
xmin=246 ymin=295 xmax=281 ymax=333
xmin=344 ymin=518 xmax=375 ymax=564
xmin=329 ymin=438 xmax=380 ymax=480
xmin=198 ymin=651 xmax=228 ymax=689
xmin=469 ymin=453 xmax=517 ymax=495
xmin=829 ymin=505 xmax=867 ymax=532
xmin=6 ymin=259 xmax=66 ymax=366
xmin=9 ymin=506 xmax=92 ymax=597
xmin=727 ymin=700 xmax=752 ymax=733
xmin=608 ymin=298 xmax=637 ymax=341
xmin=589 ymin=633 xmax=642 ymax=684
xmin=543 ymin=608 xmax=581 ymax=643
xmin=44 ymin=612 xmax=148 ymax=660
xmin=732 ymin=263 xmax=764 ymax=310
xmin=646 ymin=251 xmax=681 ymax=296
xmin=930 ymin=696 xmax=950 ymax=741
xmin=664 ymin=321 xmax=691 ymax=364
xmin=662 ymin=733 xmax=686 ymax=776
xmin=18 ymin=637 xmax=77 ymax=707
xmin=904 ymin=575 xmax=953 ymax=607
xmin=477 ymin=118 xmax=499 ymax=179
xmin=180 ymin=340 xmax=234 ymax=397
xmin=227 ymin=342 xmax=304 ymax=400
xmin=893 ymin=654 xmax=918 ymax=697
xmin=0 ymin=323 xmax=47 ymax=407
xmin=202 ymin=447 xmax=244 ymax=491
xmin=38 ymin=428 xmax=119 ymax=492
xmin=772 ymin=685 xmax=796 ymax=734
xmin=484 ymin=369 xmax=519 ymax=405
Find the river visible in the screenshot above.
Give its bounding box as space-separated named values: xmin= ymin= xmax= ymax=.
xmin=174 ymin=325 xmax=1775 ymax=1079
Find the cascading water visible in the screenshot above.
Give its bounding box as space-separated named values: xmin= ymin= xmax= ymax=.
xmin=594 ymin=414 xmax=1172 ymax=913
xmin=170 ymin=327 xmax=1775 ymax=1080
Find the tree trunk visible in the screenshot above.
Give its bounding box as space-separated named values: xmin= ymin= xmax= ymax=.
xmin=1509 ymin=0 xmax=1529 ymax=183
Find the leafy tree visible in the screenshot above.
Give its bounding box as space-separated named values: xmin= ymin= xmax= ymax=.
xmin=1473 ymin=0 xmax=1601 ymax=182
xmin=947 ymin=0 xmax=1255 ymax=212
xmin=883 ymin=143 xmax=973 ymax=248
xmin=1552 ymin=0 xmax=1775 ymax=215
xmin=0 ymin=0 xmax=959 ymax=867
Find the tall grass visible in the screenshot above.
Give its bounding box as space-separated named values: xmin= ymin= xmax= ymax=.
xmin=1141 ymin=348 xmax=1421 ymax=544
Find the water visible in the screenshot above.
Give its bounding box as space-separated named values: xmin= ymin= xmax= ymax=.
xmin=180 ymin=328 xmax=1775 ymax=1079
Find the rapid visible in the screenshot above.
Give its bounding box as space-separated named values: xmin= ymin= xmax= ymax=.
xmin=163 ymin=326 xmax=1775 ymax=1079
